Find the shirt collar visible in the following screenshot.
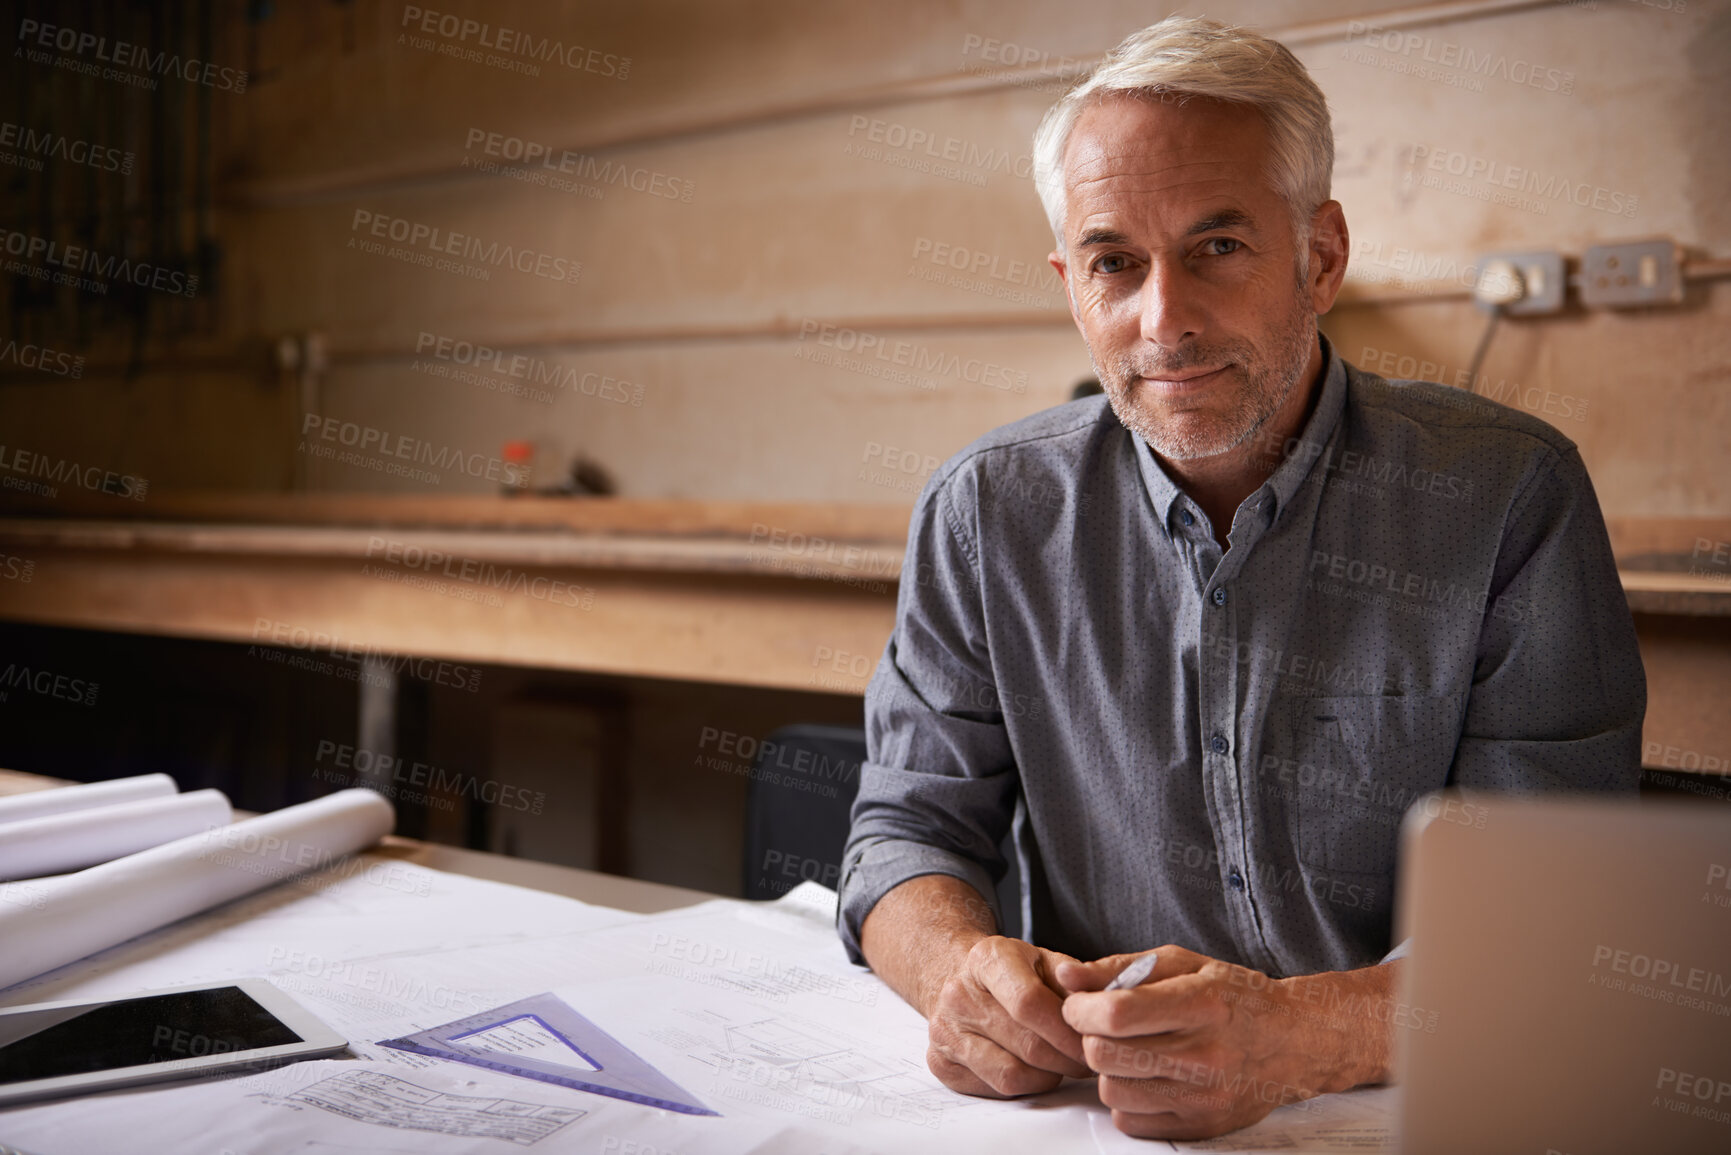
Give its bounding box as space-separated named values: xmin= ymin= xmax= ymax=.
xmin=1133 ymin=331 xmax=1350 ymax=535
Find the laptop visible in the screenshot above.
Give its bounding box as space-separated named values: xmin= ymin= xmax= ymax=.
xmin=1395 ymin=793 xmax=1731 ymax=1154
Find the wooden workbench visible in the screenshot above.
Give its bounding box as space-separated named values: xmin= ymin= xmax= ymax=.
xmin=0 ymin=496 xmax=1725 ymax=770
xmin=0 ymin=494 xmax=908 ymax=696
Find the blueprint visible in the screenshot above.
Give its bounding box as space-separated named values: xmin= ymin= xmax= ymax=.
xmin=0 ymin=854 xmax=1396 ymax=1153
xmin=282 ymin=1069 xmax=586 ymax=1147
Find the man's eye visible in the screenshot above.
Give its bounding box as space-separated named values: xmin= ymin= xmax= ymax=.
xmin=1200 ymin=237 xmax=1242 ymax=257
xmin=1092 ymin=253 xmax=1131 ymax=275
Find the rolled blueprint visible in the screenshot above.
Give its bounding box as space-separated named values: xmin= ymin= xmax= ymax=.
xmin=0 ymin=773 xmax=178 ymax=828
xmin=0 ymin=789 xmax=395 ymax=992
xmin=0 ymin=789 xmax=234 ymax=881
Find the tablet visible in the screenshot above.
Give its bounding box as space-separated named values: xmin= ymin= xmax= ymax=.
xmin=0 ymin=978 xmax=348 ymax=1106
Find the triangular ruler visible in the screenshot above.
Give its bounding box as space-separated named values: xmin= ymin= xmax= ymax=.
xmin=379 ymin=992 xmax=717 ymax=1116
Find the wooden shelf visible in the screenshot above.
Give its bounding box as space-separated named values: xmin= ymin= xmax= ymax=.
xmin=0 ymin=518 xmax=906 ymax=584
xmin=0 ymin=496 xmax=905 ymax=695
xmin=0 ymin=501 xmax=1726 ymax=706
xmin=0 ymin=492 xmax=914 ymax=542
xmin=1619 ymin=571 xmax=1731 ymax=617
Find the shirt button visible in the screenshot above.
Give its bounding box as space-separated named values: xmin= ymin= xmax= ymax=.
xmin=1179 ymin=509 xmax=1195 ymax=527
xmin=1228 ymin=869 xmax=1245 ymax=890
xmin=1210 ymin=734 xmax=1229 ymax=755
xmin=1212 ymin=587 xmax=1227 ymax=606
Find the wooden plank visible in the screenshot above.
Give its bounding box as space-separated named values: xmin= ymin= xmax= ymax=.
xmin=0 ymin=519 xmax=906 ymax=583
xmin=0 ymin=495 xmax=914 ymax=542
xmin=0 ymin=548 xmax=893 ymax=696
xmin=1622 ymin=574 xmax=1731 ymax=618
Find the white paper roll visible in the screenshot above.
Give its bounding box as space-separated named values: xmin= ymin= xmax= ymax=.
xmin=0 ymin=789 xmax=396 ymax=992
xmin=0 ymin=790 xmax=234 ymax=881
xmin=0 ymin=774 xmax=178 ymax=829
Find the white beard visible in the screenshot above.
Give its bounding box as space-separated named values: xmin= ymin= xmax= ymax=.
xmin=1092 ymin=288 xmax=1318 ymax=462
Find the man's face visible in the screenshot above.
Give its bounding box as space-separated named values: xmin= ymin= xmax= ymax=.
xmin=1050 ymin=93 xmax=1332 ymax=462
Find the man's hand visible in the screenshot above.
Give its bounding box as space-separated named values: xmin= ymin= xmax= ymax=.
xmin=925 ymin=935 xmax=1093 ymax=1097
xmin=1055 ymin=946 xmax=1400 ymax=1140
xmin=859 ymin=875 xmax=1090 ymax=1098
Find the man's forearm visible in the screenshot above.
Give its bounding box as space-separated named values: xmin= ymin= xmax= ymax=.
xmin=858 ymin=873 xmax=997 ymax=1017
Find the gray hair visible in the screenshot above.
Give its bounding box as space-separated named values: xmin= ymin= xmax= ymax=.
xmin=1031 ymin=15 xmax=1334 ymax=248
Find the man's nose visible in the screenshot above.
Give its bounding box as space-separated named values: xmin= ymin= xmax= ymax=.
xmin=1138 ymin=261 xmax=1204 ymax=348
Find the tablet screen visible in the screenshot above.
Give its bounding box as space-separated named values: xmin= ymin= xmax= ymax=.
xmin=0 ymin=986 xmax=303 ymax=1083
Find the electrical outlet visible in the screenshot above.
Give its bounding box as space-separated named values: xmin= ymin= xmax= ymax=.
xmin=1472 ymin=250 xmax=1565 ymax=315
xmin=1580 ymin=239 xmax=1683 ymax=308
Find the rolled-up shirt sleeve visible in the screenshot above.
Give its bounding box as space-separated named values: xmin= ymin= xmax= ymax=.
xmin=1451 ymin=443 xmax=1645 ymax=793
xmin=837 ymin=468 xmax=1019 ymax=965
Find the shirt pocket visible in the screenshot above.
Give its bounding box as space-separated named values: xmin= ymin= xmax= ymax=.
xmin=1265 ymin=693 xmax=1463 ymax=876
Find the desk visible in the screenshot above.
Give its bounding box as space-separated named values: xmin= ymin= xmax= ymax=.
xmin=0 ymin=771 xmax=1399 ymax=1153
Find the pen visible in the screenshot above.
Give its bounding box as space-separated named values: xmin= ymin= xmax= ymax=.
xmin=1104 ymin=952 xmax=1159 ymax=991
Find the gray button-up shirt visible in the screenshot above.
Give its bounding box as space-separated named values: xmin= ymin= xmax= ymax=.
xmin=839 ymin=334 xmax=1644 ymax=978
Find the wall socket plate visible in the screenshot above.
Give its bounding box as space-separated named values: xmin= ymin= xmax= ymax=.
xmin=1474 ymin=250 xmax=1565 ymax=315
xmin=1580 ymin=239 xmax=1683 ymax=308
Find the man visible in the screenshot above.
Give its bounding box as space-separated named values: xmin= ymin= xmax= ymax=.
xmin=837 ymin=14 xmax=1644 ymax=1142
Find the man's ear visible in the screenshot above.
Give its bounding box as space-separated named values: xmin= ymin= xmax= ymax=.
xmin=1307 ymin=201 xmax=1350 ymax=316
xmin=1049 ymin=248 xmax=1086 ymax=337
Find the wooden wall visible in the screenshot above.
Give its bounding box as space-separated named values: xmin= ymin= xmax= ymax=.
xmin=4 ymin=0 xmax=1723 ymax=510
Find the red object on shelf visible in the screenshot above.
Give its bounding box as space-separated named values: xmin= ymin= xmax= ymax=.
xmin=501 ymin=441 xmax=535 ymax=495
